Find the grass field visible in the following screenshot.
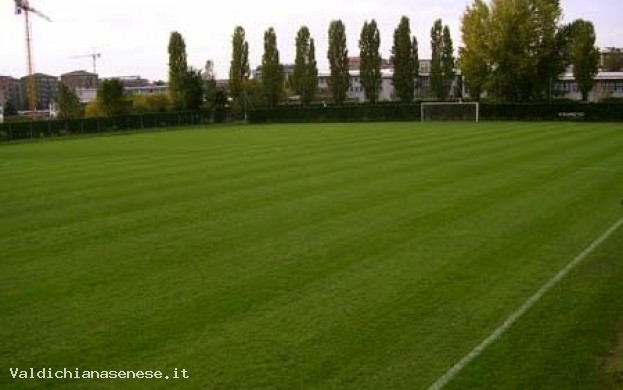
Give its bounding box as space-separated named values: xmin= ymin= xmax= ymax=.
xmin=1 ymin=122 xmax=623 ymax=390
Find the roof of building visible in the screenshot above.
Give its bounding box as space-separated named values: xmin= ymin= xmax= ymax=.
xmin=559 ymin=71 xmax=623 ymax=81
xmin=317 ymin=68 xmax=461 ymax=78
xmin=61 ymin=70 xmax=97 ymax=77
xmin=20 ymin=73 xmax=58 ymax=80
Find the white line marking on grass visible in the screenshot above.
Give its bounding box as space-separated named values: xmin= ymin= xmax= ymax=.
xmin=425 ymin=216 xmax=623 ymax=390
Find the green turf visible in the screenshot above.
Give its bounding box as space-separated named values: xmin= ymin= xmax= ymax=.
xmin=1 ymin=122 xmax=622 ymax=390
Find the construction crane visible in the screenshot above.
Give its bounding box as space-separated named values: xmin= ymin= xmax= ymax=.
xmin=70 ymin=51 xmax=102 ymax=74
xmin=14 ymin=0 xmax=51 ymax=113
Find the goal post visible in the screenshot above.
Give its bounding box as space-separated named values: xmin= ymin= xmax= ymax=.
xmin=420 ymin=102 xmax=480 ymax=122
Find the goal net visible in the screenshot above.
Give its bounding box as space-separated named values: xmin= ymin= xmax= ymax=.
xmin=421 ymin=102 xmax=480 ymax=122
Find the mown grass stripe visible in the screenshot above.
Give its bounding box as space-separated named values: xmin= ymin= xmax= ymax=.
xmin=0 ymin=123 xmax=606 ymax=227
xmin=425 ymin=216 xmax=623 ymax=390
xmin=1 ymin=122 xmax=614 ymax=260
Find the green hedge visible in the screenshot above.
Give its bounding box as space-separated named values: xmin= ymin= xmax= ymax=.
xmin=249 ymin=104 xmax=422 ymax=123
xmin=0 ymin=111 xmax=211 ymax=142
xmin=480 ymin=102 xmax=623 ymax=121
xmin=249 ymin=102 xmax=623 ymax=123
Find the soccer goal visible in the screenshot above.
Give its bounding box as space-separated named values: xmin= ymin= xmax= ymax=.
xmin=421 ymin=102 xmax=480 ymax=122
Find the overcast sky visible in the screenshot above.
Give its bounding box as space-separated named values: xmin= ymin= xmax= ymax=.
xmin=1 ymin=0 xmax=621 ymax=81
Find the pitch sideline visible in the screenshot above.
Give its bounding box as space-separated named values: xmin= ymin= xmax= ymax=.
xmin=425 ymin=215 xmax=623 ymax=390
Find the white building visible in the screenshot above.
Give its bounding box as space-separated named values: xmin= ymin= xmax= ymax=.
xmin=322 ymin=69 xmax=395 ymax=102
xmin=313 ymin=59 xmax=623 ymax=103
xmin=75 ymin=87 xmax=97 ymax=103
xmin=73 ymin=84 xmax=168 ymax=104
xmin=317 ymin=62 xmax=463 ymax=103
xmin=124 ymin=85 xmax=168 ymax=95
xmin=556 ymin=71 xmax=623 ymax=101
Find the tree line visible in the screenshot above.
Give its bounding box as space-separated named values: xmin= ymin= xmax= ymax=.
xmin=228 ymin=16 xmax=457 ymax=110
xmin=55 ymin=0 xmax=605 ymax=119
xmin=226 ymin=0 xmax=602 ymax=110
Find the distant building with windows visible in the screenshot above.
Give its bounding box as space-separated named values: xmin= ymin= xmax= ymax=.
xmin=109 ymin=76 xmax=151 ymax=88
xmin=74 ymin=83 xmax=167 ymax=103
xmin=251 ymin=59 xmax=462 ymax=103
xmin=555 ymin=70 xmax=623 ymax=101
xmin=19 ymin=73 xmax=59 ymax=110
xmin=600 ymin=47 xmax=623 ymax=72
xmin=0 ymin=76 xmax=21 ymax=110
xmin=74 ymin=87 xmax=97 ymax=103
xmin=317 ymin=70 xmax=395 ymax=103
xmin=74 ymin=76 xmax=166 ymax=102
xmin=316 ymin=59 xmax=462 ymax=103
xmin=124 ymin=85 xmax=168 ymax=95
xmin=347 ymin=57 xmax=391 ymax=71
xmin=251 ymin=64 xmax=296 ymax=81
xmin=61 ymin=70 xmax=98 ymax=91
xmin=247 ymin=61 xmax=623 ymax=103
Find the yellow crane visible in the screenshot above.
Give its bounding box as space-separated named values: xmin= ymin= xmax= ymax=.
xmin=14 ymin=0 xmax=51 ymax=113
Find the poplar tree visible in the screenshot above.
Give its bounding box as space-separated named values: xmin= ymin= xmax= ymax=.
xmin=293 ymin=26 xmax=318 ymax=105
xmin=430 ymin=19 xmax=444 ymax=100
xmin=392 ymin=16 xmax=416 ymax=102
xmin=441 ymin=25 xmax=455 ymax=100
xmin=359 ymin=19 xmax=382 ymax=103
xmin=307 ymin=38 xmax=319 ymax=103
xmin=327 ymin=20 xmax=350 ymax=105
xmin=168 ymin=31 xmax=188 ymax=110
xmin=569 ymin=19 xmax=599 ymax=101
xmin=412 ymin=36 xmax=419 ymax=98
xmin=262 ymin=27 xmax=284 ymax=108
xmin=229 ymin=26 xmax=250 ymax=102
